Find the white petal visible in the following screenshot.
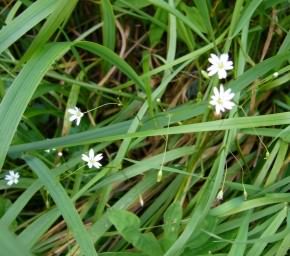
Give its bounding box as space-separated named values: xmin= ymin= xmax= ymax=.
xmin=87 ymin=162 xmax=93 ymax=168
xmin=7 ymin=180 xmax=13 ymax=186
xmin=218 ymin=69 xmax=227 ymax=79
xmin=208 ymin=54 xmax=219 ymax=64
xmin=75 ymin=117 xmax=81 ymax=126
xmin=224 ymin=101 xmax=235 ymax=109
xmin=219 ymin=105 xmax=225 ymax=112
xmin=213 ymin=87 xmax=219 ymax=96
xmin=82 ymin=154 xmax=90 ymax=162
xmin=89 ymin=149 xmax=95 ymax=159
xmin=224 ymin=61 xmax=233 ymax=70
xmin=93 ymin=162 xmax=102 ymax=169
xmin=69 ymin=115 xmax=77 ymax=121
xmin=94 ymin=153 xmax=103 ymax=162
xmin=224 ymin=91 xmax=235 ymax=100
xmin=207 ymin=66 xmax=218 ymax=76
xmin=215 ymin=105 xmax=221 ymax=115
xmin=68 ymin=108 xmax=77 ymax=114
xmin=220 ymin=53 xmax=229 ymax=62
xmin=4 ymin=176 xmax=11 ymax=181
xmin=209 ymin=99 xmax=218 ymax=106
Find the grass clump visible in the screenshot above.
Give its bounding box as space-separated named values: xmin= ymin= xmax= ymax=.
xmin=0 ymin=0 xmax=290 ymax=255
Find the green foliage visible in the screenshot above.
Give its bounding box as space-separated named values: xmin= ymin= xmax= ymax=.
xmin=0 ymin=0 xmax=290 ymax=255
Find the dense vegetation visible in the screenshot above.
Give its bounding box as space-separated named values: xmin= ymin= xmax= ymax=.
xmin=0 ymin=0 xmax=290 ymax=255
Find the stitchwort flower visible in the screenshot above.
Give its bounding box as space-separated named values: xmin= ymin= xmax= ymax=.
xmin=82 ymin=149 xmax=103 ymax=169
xmin=5 ymin=170 xmax=20 ymax=186
xmin=210 ymin=85 xmax=235 ymax=115
xmin=68 ymin=107 xmax=84 ymax=126
xmin=207 ymin=53 xmax=233 ymax=79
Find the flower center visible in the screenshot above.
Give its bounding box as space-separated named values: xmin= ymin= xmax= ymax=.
xmin=218 ymin=62 xmax=224 ymax=69
xmin=217 ymin=97 xmax=224 ymax=105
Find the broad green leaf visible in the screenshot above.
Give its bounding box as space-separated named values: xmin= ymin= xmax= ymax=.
xmin=108 ymin=209 xmax=163 ymax=256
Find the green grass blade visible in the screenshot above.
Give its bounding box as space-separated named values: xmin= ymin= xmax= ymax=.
xmin=247 ymin=206 xmax=287 ymax=256
xmin=101 ymin=0 xmax=116 ymax=72
xmin=0 ymin=43 xmax=70 ymax=170
xmin=0 ymin=0 xmax=57 ymax=55
xmin=210 ymin=194 xmax=290 ymax=217
xmin=75 ymin=41 xmax=144 ymax=90
xmin=20 ymin=0 xmax=78 ymax=63
xmin=228 ymin=211 xmax=251 ymax=256
xmin=0 ymin=223 xmax=32 ymax=256
xmin=231 ymin=0 xmax=264 ymax=38
xmin=148 ymin=0 xmax=208 ymax=42
xmin=8 ymin=111 xmax=290 ymax=155
xmin=24 ymin=156 xmax=98 ymax=256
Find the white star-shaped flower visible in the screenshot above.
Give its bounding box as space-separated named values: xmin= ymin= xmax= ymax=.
xmin=82 ymin=149 xmax=103 ymax=169
xmin=207 ymin=53 xmax=233 ymax=79
xmin=5 ymin=171 xmax=20 ymax=186
xmin=67 ymin=107 xmax=84 ymax=126
xmin=210 ymin=85 xmax=235 ymax=115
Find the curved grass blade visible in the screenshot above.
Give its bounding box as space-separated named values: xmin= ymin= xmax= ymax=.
xmin=0 ymin=43 xmax=71 ymax=170
xmin=75 ymin=41 xmax=144 ymax=90
xmin=0 ymin=222 xmax=32 ymax=256
xmin=20 ymin=0 xmax=78 ymax=64
xmin=101 ymin=0 xmax=116 ymax=72
xmin=0 ymin=0 xmax=57 ymax=55
xmin=25 ymin=156 xmax=98 ymax=256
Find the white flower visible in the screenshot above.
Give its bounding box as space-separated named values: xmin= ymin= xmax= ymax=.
xmin=67 ymin=107 xmax=84 ymax=126
xmin=5 ymin=171 xmax=20 ymax=186
xmin=217 ymin=190 xmax=224 ymax=200
xmin=81 ymin=149 xmax=103 ymax=169
xmin=207 ymin=53 xmax=233 ymax=79
xmin=273 ymin=72 xmax=279 ymax=78
xmin=210 ymin=85 xmax=235 ymax=115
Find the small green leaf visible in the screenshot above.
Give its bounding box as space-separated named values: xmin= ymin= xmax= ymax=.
xmin=109 ymin=209 xmax=163 ymax=256
xmin=162 ymin=202 xmax=183 ymax=250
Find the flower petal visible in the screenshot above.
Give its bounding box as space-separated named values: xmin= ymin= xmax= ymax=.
xmin=208 ymin=54 xmax=219 ymax=64
xmin=218 ymin=69 xmax=227 ymax=79
xmin=220 ymin=53 xmax=229 ymax=62
xmin=94 ymin=153 xmax=103 ymax=162
xmin=82 ymin=154 xmax=90 ymax=162
xmin=75 ymin=117 xmax=81 ymax=126
xmin=89 ymin=149 xmax=95 ymax=159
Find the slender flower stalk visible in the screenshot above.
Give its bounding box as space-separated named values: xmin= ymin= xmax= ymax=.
xmin=67 ymin=103 xmax=120 ymax=126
